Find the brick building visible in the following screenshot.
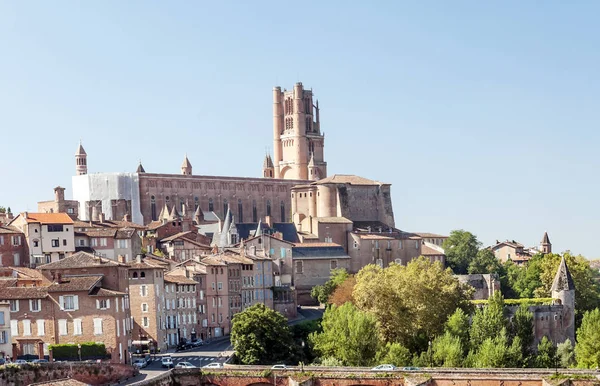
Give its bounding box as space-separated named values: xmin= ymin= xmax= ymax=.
xmin=163 ymin=272 xmax=198 ymax=346
xmin=0 ymin=225 xmax=27 ymax=267
xmin=0 ymin=301 xmax=11 ymax=358
xmin=37 ymin=187 xmax=79 ymax=220
xmin=73 ymin=220 xmax=143 ymax=262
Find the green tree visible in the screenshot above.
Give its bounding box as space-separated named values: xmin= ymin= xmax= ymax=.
xmin=432 ymin=332 xmax=464 ymax=367
xmin=575 ymin=308 xmax=600 ymax=368
xmin=510 ymin=305 xmax=534 ymax=359
xmin=503 ymin=257 xmax=543 ymax=299
xmin=535 ymin=336 xmax=556 ymax=368
xmin=0 ymin=207 xmax=5 ymax=214
xmin=319 ymin=357 xmax=343 ymax=366
xmin=375 ymin=342 xmax=412 ymax=367
xmin=468 ymin=249 xmax=502 ymax=275
xmin=446 ymin=308 xmax=470 ymax=352
xmin=231 ymin=304 xmax=296 ymax=365
xmin=310 ymin=268 xmax=349 ymax=304
xmin=442 ymin=230 xmax=480 ymax=274
xmin=473 ymin=328 xmax=522 ymax=368
xmin=557 ymin=339 xmax=574 ymax=368
xmin=469 ymin=292 xmax=506 ymax=349
xmin=290 ymin=319 xmax=322 ymax=364
xmin=310 ymin=302 xmax=379 ymax=366
xmin=353 ymin=258 xmax=473 ymax=351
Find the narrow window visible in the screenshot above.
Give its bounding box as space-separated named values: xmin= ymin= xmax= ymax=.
xmin=151 ymin=196 xmax=156 ymax=221
xmin=252 ymin=200 xmax=257 ymax=223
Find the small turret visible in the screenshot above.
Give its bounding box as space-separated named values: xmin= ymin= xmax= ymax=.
xmin=75 ymin=141 xmax=88 ymax=176
xmin=308 ymin=153 xmax=319 ymax=181
xmin=541 ymin=231 xmax=552 ymax=254
xmin=136 ymin=161 xmax=146 ymax=173
xmin=262 ymin=154 xmax=274 ymax=178
xmin=181 ymin=154 xmax=192 ymax=175
xmin=194 ymin=204 xmax=203 ymax=224
xmin=552 ymin=256 xmax=575 ymax=343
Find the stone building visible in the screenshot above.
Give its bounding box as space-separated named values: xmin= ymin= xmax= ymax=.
xmin=0 ymin=301 xmax=11 ymax=359
xmin=456 ymin=274 xmax=500 ymax=300
xmin=163 ymin=272 xmax=199 ymax=346
xmin=0 ymin=225 xmax=27 ymax=267
xmin=490 ymin=232 xmax=552 ymax=265
xmin=37 ymin=187 xmax=79 ymax=220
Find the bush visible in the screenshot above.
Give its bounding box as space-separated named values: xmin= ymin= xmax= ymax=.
xmin=48 ymin=342 xmax=109 ymax=361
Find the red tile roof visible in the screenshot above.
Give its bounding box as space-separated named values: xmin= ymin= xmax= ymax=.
xmin=22 ymin=213 xmax=74 ymax=224
xmin=47 ymin=275 xmax=102 ymax=292
xmin=293 ymin=242 xmax=342 ymax=248
xmin=164 ymin=274 xmax=197 ymax=285
xmin=0 ymin=287 xmax=48 ymax=299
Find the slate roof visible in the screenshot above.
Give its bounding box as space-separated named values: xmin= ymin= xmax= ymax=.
xmin=47 ymin=275 xmax=102 ymax=292
xmin=39 ymin=251 xmax=124 ymax=270
xmin=542 ymin=231 xmax=551 ymax=245
xmin=551 ymin=257 xmax=575 ymax=292
xmin=137 ymin=163 xmax=146 ymax=173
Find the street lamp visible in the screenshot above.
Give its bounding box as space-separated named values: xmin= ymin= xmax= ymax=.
xmin=77 ymin=344 xmax=81 ymax=362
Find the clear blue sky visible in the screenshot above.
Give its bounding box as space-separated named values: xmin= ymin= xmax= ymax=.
xmin=1 ymin=1 xmax=598 ymax=257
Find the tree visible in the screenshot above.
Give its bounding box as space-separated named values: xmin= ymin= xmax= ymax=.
xmin=442 ymin=230 xmax=480 ymax=274
xmin=319 ymin=357 xmax=343 ymax=366
xmin=469 ymin=292 xmax=506 ymax=349
xmin=0 ymin=207 xmax=5 ymax=214
xmin=557 ymin=339 xmax=574 ymax=368
xmin=310 ymin=302 xmax=379 ymax=366
xmin=504 ymin=257 xmax=543 ymax=299
xmin=353 ymin=258 xmax=473 ymax=351
xmin=509 ymin=305 xmax=534 ymax=359
xmin=231 ymin=304 xmax=296 ymax=365
xmin=472 ymin=328 xmax=522 ymax=368
xmin=290 ymin=319 xmax=322 ymax=364
xmin=468 ymin=249 xmax=502 ymax=275
xmin=535 ymin=336 xmax=556 ymax=368
xmin=310 ymin=268 xmax=349 ymax=305
xmin=328 ymin=275 xmax=356 ymax=306
xmin=575 ymin=308 xmax=600 ymax=368
xmin=446 ymin=308 xmax=470 ymax=352
xmin=375 ymin=343 xmax=412 ymax=367
xmin=432 ymin=332 xmax=464 ymax=367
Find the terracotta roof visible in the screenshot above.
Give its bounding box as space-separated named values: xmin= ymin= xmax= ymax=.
xmin=11 ymin=267 xmax=51 ymax=284
xmin=293 ymin=242 xmax=342 ymax=248
xmin=115 ymin=228 xmax=136 ymax=239
xmin=21 ymin=213 xmax=74 ymax=224
xmin=47 ymin=275 xmax=102 ymax=292
xmin=0 ymin=225 xmax=23 ymax=234
xmin=39 ymin=251 xmax=125 ymax=269
xmin=78 ymin=228 xmax=117 ymax=238
xmin=147 ymin=221 xmax=164 ymax=230
xmin=0 ymin=278 xmax=17 ymax=288
xmin=127 ymin=259 xmax=165 ymax=269
xmin=164 ymin=274 xmax=197 ymax=285
xmin=73 ymin=220 xmax=145 ymax=230
xmin=89 ymin=287 xmax=127 ymax=296
xmin=315 ymin=217 xmax=353 ymax=224
xmin=312 ymin=174 xmax=385 ymax=186
xmin=200 ymin=256 xmax=227 ymax=266
xmin=0 ymin=287 xmax=48 ymax=299
xmin=421 ymin=245 xmax=445 ymax=256
xmin=414 ymin=232 xmax=448 ymax=239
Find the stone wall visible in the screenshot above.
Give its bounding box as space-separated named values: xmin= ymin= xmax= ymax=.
xmin=0 ymin=362 xmax=137 ymax=386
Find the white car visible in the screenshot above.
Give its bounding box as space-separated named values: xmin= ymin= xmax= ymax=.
xmin=271 ymin=364 xmax=288 ymax=370
xmin=175 ymin=361 xmax=196 ymax=369
xmin=161 ymin=356 xmax=174 ymax=368
xmin=133 ymin=358 xmax=147 ymax=369
xmin=372 ymin=364 xmax=397 ymax=371
xmin=203 ymin=362 xmax=224 ymax=369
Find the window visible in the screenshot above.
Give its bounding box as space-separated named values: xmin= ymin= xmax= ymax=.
xmin=208 ymin=198 xmax=214 ymax=212
xmin=10 ymin=320 xmax=17 ymax=336
xmin=223 ymin=199 xmax=228 ymax=217
xmin=330 ymin=260 xmax=337 ymax=270
xmin=36 ymin=320 xmax=45 ymax=336
xmin=10 ymin=300 xmax=19 ymax=312
xmin=0 ymin=236 xmax=3 ymax=245
xmin=266 ymin=200 xmax=271 ymax=217
xmin=61 ymin=295 xmax=78 ymax=311
xmin=33 ymin=240 xmax=39 ymax=247
xmin=142 ymin=317 xmax=149 ymax=328
xmin=67 ymin=208 xmax=75 ymax=214
xmin=252 ymin=200 xmax=257 ymax=223
xmin=399 ymin=240 xmax=403 ymax=249
xmin=217 ymin=282 xmax=222 ymax=290
xmin=74 ymin=319 xmax=83 ymax=335
xmin=22 ymin=320 xmax=31 ymax=336
xmin=93 ymin=318 xmax=103 ymax=335
xmin=58 ymin=319 xmax=67 ymax=336
xmin=63 ymin=239 xmax=67 ymax=246
xmin=0 ymin=312 xmax=4 ymax=325
xmin=395 ymin=258 xmax=402 ymax=265
xmin=140 ymin=285 xmax=147 ymax=297
xmin=295 ymin=261 xmax=303 ymax=274
xmin=141 ymin=271 xmax=146 ymax=278
xmin=118 ymin=239 xmax=128 ymax=248
xmin=0 ymin=331 xmax=7 ymax=344
xmin=142 ymin=303 xmax=148 ymax=312
xmin=52 ymin=239 xmax=59 ymax=247
xmin=281 ymin=248 xmax=286 ymax=258
xmin=280 ymin=201 xmax=285 ymax=222
xmin=415 ymin=241 xmax=419 ymax=249
xmin=97 ymin=299 xmax=109 ymax=310
xmin=30 ymin=299 xmax=41 ymax=312
xmin=47 ymin=224 xmax=64 ymax=232
xmin=238 ymin=199 xmax=243 ymax=223
xmin=151 ymin=195 xmax=157 ymax=221
xmin=100 ymin=238 xmax=107 ymax=247
xmin=91 ymin=238 xmax=98 ymax=247
xmin=78 ymin=239 xmax=85 ymax=246
xmin=13 ymin=253 xmax=20 ymax=266
xmin=353 ymin=240 xmax=359 ymax=249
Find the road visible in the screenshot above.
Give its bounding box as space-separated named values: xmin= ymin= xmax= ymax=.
xmin=125 ymin=306 xmax=324 ymax=384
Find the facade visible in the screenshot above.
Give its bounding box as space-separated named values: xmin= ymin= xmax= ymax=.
xmin=0 ymin=225 xmax=27 ymax=267
xmin=456 ymin=274 xmax=500 ymax=300
xmin=414 ymin=232 xmax=448 ymax=247
xmin=271 ymin=82 xmax=326 ymax=180
xmin=491 ymin=232 xmax=552 ymax=265
xmin=0 ymin=301 xmax=11 ymax=358
xmin=9 ymin=213 xmax=75 ymax=266
xmin=37 ymin=187 xmax=79 ymax=220
xmin=163 ymin=272 xmax=198 ymax=346
xmin=200 ymin=256 xmax=229 ymax=338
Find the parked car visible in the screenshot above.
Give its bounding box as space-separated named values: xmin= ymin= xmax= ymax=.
xmin=14 ymin=360 xmax=28 ymax=365
xmin=175 ymin=361 xmax=196 ymax=369
xmin=372 ymin=364 xmax=397 ymax=371
xmin=133 ymin=358 xmax=147 ymax=369
xmin=191 ymin=340 xmax=203 ymax=347
xmin=31 ymin=359 xmax=49 ymax=364
xmin=161 ymin=356 xmax=174 ymax=368
xmin=271 ymin=364 xmax=288 ymax=370
xmin=402 ymin=366 xmax=420 ymax=371
xmin=203 ymin=362 xmax=224 ymax=369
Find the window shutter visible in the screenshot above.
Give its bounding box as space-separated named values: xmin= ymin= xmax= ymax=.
xmin=59 ymin=296 xmax=64 ymax=311
xmin=107 ymin=299 xmax=110 ymax=309
xmin=96 ymin=300 xmax=100 ymax=309
xmin=73 ymin=296 xmax=79 ymax=310
xmin=29 ymin=300 xmax=32 ymax=311
xmin=10 ymin=320 xmax=18 ymax=336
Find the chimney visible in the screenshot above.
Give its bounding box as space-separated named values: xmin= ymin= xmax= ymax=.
xmin=123 ymin=214 xmax=130 ymax=222
xmin=24 ymin=212 xmax=28 ymax=219
xmin=117 ymin=255 xmax=126 ymax=264
xmin=54 ymin=187 xmax=65 ymax=203
xmin=136 ymin=254 xmax=142 ymax=264
xmin=91 ymin=206 xmax=100 ymax=222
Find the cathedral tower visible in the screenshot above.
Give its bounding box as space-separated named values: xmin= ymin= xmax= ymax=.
xmin=262 ymin=154 xmax=274 ymax=178
xmin=271 ymin=82 xmax=327 ymax=180
xmin=541 ymin=231 xmax=552 ymax=254
xmin=181 ymin=154 xmax=192 ymax=175
xmin=75 ymin=141 xmax=87 ymax=176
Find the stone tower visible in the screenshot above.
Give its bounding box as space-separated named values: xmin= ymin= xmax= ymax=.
xmin=75 ymin=141 xmax=87 ymax=176
xmin=262 ymin=154 xmax=274 ymax=178
xmin=272 ymin=82 xmax=327 ymax=180
xmin=181 ymin=155 xmax=192 ymax=175
xmin=541 ymin=231 xmax=552 ymax=254
xmin=551 ymin=256 xmax=575 ymax=343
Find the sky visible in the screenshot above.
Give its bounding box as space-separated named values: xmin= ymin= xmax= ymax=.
xmin=1 ymin=1 xmax=599 ymax=257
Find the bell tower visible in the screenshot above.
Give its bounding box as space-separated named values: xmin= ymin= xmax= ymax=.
xmin=271 ymin=82 xmax=327 ymax=180
xmin=75 ymin=141 xmax=87 ymax=176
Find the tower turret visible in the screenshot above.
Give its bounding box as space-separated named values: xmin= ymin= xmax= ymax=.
xmin=262 ymin=154 xmax=274 ymax=178
xmin=181 ymin=154 xmax=192 ymax=175
xmin=541 ymin=231 xmax=552 ymax=254
xmin=75 ymin=141 xmax=88 ymax=176
xmin=308 ymin=153 xmax=319 ymax=181
xmin=136 ymin=161 xmax=146 ymax=173
xmin=551 ymin=256 xmax=575 ymax=343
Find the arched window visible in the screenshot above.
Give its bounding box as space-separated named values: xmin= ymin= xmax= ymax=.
xmin=208 ymin=198 xmax=214 ymax=212
xmin=280 ymin=201 xmax=285 ymax=222
xmin=306 ymin=117 xmax=311 ymax=132
xmin=150 ymin=196 xmax=157 ymax=221
xmin=266 ymin=200 xmax=271 ymax=217
xmin=141 ymin=271 xmax=146 ymax=278
xmin=165 ymin=196 xmax=170 ymax=205
xmin=238 ymin=199 xmax=243 ymax=223
xmin=223 ymin=199 xmax=228 ymax=216
xmin=180 ymin=198 xmax=185 ymax=213
xmin=133 ymin=272 xmax=138 ymax=279
xmin=252 ymin=200 xmax=257 ymax=223
xmin=194 ymin=196 xmax=199 ymax=210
